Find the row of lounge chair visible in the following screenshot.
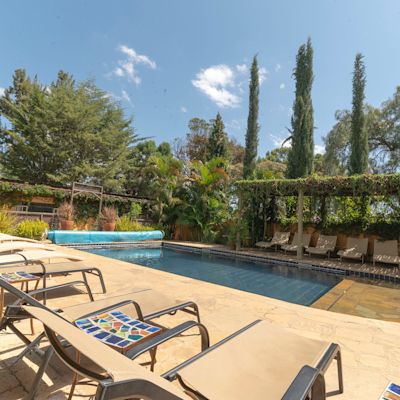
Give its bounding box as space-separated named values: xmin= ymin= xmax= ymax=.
xmin=0 ymin=234 xmax=344 ymax=399
xmin=256 ymin=231 xmax=400 ymax=266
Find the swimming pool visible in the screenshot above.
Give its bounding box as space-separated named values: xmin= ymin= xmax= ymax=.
xmin=86 ymin=247 xmax=341 ymax=306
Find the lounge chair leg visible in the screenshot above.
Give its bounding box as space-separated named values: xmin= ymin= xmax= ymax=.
xmin=336 ymin=350 xmax=344 ymax=394
xmin=150 ymin=346 xmax=157 ymax=371
xmin=8 ymin=332 xmax=46 ymax=368
xmin=80 ymin=273 xmax=94 ymax=301
xmin=93 ymin=268 xmax=107 ymax=293
xmin=25 ymin=347 xmax=54 ymax=400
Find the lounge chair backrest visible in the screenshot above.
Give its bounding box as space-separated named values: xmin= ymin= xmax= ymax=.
xmin=374 ymin=240 xmax=399 ymax=257
xmin=316 ymin=235 xmax=337 ymax=250
xmin=346 ymin=237 xmax=368 ymax=254
xmin=291 ymin=233 xmax=311 ymax=246
xmin=271 ymin=231 xmax=290 ymax=244
xmin=23 ymin=305 xmax=189 ymax=400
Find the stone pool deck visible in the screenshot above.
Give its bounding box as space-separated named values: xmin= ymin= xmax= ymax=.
xmin=1 ymin=243 xmax=400 ymax=399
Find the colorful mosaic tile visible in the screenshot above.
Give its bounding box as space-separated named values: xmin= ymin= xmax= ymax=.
xmin=0 ymin=271 xmax=38 ymax=283
xmin=74 ymin=310 xmax=162 ymax=351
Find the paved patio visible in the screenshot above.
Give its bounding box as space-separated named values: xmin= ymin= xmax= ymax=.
xmin=1 ymin=243 xmax=400 ymax=399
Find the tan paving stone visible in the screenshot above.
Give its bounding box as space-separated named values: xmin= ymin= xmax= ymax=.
xmin=0 ymin=242 xmax=400 ymax=398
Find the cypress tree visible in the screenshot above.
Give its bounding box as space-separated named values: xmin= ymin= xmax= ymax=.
xmin=349 ymin=53 xmax=368 ymax=175
xmin=243 ymin=55 xmax=260 ymax=178
xmin=286 ymin=38 xmax=314 ymax=178
xmin=207 ymin=112 xmax=228 ymax=160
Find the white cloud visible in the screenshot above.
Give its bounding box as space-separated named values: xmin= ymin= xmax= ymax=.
xmin=113 ymin=45 xmax=156 ymax=85
xmin=121 ymin=89 xmax=132 ymax=103
xmin=279 ymin=83 xmax=285 ymax=90
xmin=259 ymin=67 xmax=269 ymax=84
xmin=0 ymin=87 xmax=5 ymax=97
xmin=315 ymin=144 xmax=325 ymax=154
xmin=270 ymin=134 xmax=291 ymax=148
xmin=180 ymin=106 xmax=187 ymax=113
xmin=192 ymin=64 xmax=241 ymax=108
xmin=275 ymin=63 xmax=281 ymax=72
xmin=236 ymin=64 xmax=248 ymax=73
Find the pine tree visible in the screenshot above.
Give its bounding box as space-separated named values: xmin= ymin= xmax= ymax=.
xmin=207 ymin=112 xmax=228 ymax=160
xmin=286 ymin=38 xmax=314 ymax=178
xmin=243 ymin=55 xmax=260 ymax=178
xmin=349 ymin=53 xmax=368 ymax=175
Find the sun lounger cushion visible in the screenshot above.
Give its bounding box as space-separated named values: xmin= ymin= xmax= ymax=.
xmin=177 ymin=321 xmax=330 ymax=400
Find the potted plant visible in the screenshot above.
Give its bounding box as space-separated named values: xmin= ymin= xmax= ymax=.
xmin=58 ymin=202 xmax=74 ymax=230
xmin=101 ymin=207 xmax=117 ymax=231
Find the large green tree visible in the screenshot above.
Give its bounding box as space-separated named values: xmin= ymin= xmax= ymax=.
xmin=349 ymin=53 xmax=368 ymax=175
xmin=207 ymin=112 xmax=228 ymax=160
xmin=0 ymin=69 xmax=136 ymax=191
xmin=286 ymin=38 xmax=314 ymax=178
xmin=243 ymin=55 xmax=260 ymax=178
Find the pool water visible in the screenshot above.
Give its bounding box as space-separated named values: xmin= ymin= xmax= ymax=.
xmin=87 ymin=247 xmax=341 ymax=306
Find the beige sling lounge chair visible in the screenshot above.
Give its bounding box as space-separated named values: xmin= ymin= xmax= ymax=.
xmin=0 ymin=250 xmax=106 ymax=294
xmin=306 ymin=235 xmax=337 ymax=258
xmin=373 ymin=240 xmax=400 ymax=267
xmin=282 ymin=233 xmax=312 ymax=254
xmin=337 ymin=237 xmax=368 ymax=263
xmin=24 ymin=305 xmax=343 ymax=400
xmin=0 ymin=233 xmax=38 ymax=243
xmin=255 ymin=231 xmax=290 ymax=251
xmin=0 ymin=241 xmax=53 ymax=254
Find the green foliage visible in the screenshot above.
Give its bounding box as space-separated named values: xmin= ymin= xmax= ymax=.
xmin=115 ymin=215 xmax=154 ymax=231
xmin=236 ymin=173 xmax=400 ymax=197
xmin=207 ymin=113 xmax=229 ymax=160
xmin=287 ymin=38 xmax=314 ymax=178
xmin=15 ymin=220 xmax=48 ymax=240
xmin=128 ymin=202 xmax=142 ymax=220
xmin=349 ymin=53 xmax=368 ymax=174
xmin=243 ymin=56 xmax=260 ymax=178
xmin=0 ymin=69 xmax=137 ymax=192
xmin=0 ymin=209 xmax=16 ymax=234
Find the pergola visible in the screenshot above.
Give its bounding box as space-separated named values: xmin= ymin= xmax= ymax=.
xmin=235 ymin=173 xmax=400 ymax=260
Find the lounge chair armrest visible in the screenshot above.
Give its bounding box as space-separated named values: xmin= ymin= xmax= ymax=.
xmin=125 ymin=320 xmax=210 ymax=360
xmin=29 ymin=280 xmax=93 ymax=302
xmin=76 ymin=299 xmax=145 ymax=321
xmin=282 ymin=365 xmax=326 ymax=400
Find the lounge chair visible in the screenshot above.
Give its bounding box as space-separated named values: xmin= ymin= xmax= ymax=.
xmin=0 ymin=241 xmax=53 ymax=254
xmin=306 ymin=235 xmax=337 ymax=258
xmin=337 ymin=237 xmax=368 ymax=263
xmin=281 ymin=233 xmax=312 ymax=254
xmin=0 ymin=278 xmax=204 ymax=399
xmin=255 ymin=231 xmax=290 ymax=251
xmin=0 ymin=249 xmax=106 ymax=294
xmin=373 ymin=240 xmax=400 ymax=267
xmin=24 ymin=305 xmax=343 ymax=400
xmin=0 ymin=233 xmax=38 ymax=243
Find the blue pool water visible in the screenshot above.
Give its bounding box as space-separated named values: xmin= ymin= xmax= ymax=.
xmin=87 ymin=247 xmax=341 ymax=306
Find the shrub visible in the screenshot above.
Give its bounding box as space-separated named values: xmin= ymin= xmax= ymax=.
xmin=0 ymin=208 xmax=17 ymax=234
xmin=128 ymin=202 xmax=142 ymax=220
xmin=101 ymin=206 xmax=117 ymax=223
xmin=15 ymin=220 xmax=49 ymax=240
xmin=116 ymin=215 xmax=154 ymax=232
xmin=58 ymin=201 xmax=74 ymax=220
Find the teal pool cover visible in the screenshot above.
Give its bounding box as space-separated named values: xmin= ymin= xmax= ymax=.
xmin=47 ymin=230 xmax=164 ymax=244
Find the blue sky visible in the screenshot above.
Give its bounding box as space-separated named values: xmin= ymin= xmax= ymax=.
xmin=1 ymin=0 xmax=400 ymax=156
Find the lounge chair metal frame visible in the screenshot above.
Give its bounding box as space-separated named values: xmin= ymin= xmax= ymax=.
xmin=0 ymin=278 xmax=205 ymax=399
xmin=0 ymin=254 xmax=107 ymax=295
xmin=31 ymin=315 xmax=342 ymax=400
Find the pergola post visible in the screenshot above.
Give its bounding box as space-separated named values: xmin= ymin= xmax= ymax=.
xmin=297 ymin=188 xmax=304 ymax=260
xmin=236 ymin=191 xmax=243 ymax=251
